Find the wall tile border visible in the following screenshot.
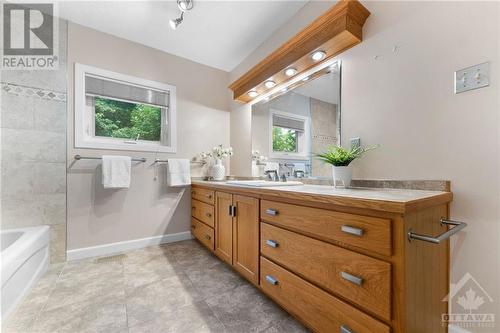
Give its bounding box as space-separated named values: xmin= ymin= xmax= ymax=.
xmin=1 ymin=82 xmax=67 ymax=102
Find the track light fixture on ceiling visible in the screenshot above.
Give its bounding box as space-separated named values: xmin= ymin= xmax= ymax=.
xmin=169 ymin=0 xmax=194 ymax=30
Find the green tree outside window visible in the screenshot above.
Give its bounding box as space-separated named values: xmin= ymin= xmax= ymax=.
xmin=94 ymin=97 xmax=162 ymax=141
xmin=272 ymin=127 xmax=297 ymax=152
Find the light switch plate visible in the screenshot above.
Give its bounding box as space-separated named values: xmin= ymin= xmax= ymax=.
xmin=350 ymin=137 xmax=361 ymax=150
xmin=454 ymin=62 xmax=490 ymax=94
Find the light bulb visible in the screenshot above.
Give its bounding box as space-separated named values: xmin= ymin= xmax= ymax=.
xmin=264 ymin=80 xmax=276 ymax=89
xmin=311 ymin=51 xmax=326 ymax=61
xmin=280 ymin=87 xmax=288 ymax=93
xmin=284 ymin=68 xmax=297 ymax=77
xmin=248 ymin=90 xmax=258 ymax=98
xmin=302 ymin=76 xmax=310 ymax=82
xmin=169 ymin=14 xmax=183 ymax=30
xmin=179 ymin=0 xmax=188 ymax=11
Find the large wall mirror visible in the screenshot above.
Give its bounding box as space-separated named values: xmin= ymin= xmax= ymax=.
xmin=251 ymin=61 xmax=341 ymax=179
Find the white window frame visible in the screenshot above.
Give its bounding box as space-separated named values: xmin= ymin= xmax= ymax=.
xmin=269 ymin=109 xmax=310 ymax=160
xmin=74 ymin=63 xmax=177 ymax=153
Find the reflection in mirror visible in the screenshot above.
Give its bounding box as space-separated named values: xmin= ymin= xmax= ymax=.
xmin=251 ymin=61 xmax=341 ymax=179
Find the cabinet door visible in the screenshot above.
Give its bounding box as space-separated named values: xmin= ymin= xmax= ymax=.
xmin=215 ymin=192 xmax=233 ymax=265
xmin=232 ymin=195 xmax=259 ymax=285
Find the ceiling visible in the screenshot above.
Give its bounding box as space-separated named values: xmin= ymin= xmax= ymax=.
xmin=58 ymin=1 xmax=308 ymax=72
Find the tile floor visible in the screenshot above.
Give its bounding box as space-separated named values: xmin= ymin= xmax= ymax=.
xmin=3 ymin=240 xmax=308 ymax=333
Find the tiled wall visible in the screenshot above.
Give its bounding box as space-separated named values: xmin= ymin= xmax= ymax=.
xmin=0 ymin=20 xmax=68 ymax=263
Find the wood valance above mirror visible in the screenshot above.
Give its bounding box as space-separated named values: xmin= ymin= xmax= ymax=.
xmin=229 ymin=0 xmax=370 ymax=103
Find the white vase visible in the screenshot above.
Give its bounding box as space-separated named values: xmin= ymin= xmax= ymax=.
xmin=332 ymin=165 xmax=352 ymax=188
xmin=251 ymin=160 xmax=260 ymax=178
xmin=212 ymin=158 xmax=225 ymax=181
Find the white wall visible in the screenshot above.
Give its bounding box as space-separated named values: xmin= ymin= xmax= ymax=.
xmin=67 ymin=23 xmax=230 ymax=251
xmin=230 ymin=1 xmax=500 ymax=329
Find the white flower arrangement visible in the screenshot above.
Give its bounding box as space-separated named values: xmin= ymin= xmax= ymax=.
xmin=199 ymin=144 xmax=233 ymax=161
xmin=252 ymin=150 xmax=267 ymax=162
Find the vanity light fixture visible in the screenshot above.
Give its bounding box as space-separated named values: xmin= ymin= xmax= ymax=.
xmin=169 ymin=13 xmax=184 ymax=30
xmin=264 ymin=80 xmax=276 ymax=89
xmin=280 ymin=87 xmax=288 ymax=93
xmin=169 ymin=0 xmax=194 ymax=30
xmin=311 ymin=50 xmax=326 ymax=61
xmin=302 ymin=76 xmax=310 ymax=82
xmin=284 ymin=67 xmax=297 ymax=77
xmin=248 ymin=90 xmax=258 ymax=98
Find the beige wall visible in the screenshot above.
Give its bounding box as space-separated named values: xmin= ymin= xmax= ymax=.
xmin=310 ymin=98 xmax=337 ymax=178
xmin=67 ymin=23 xmax=230 ymax=250
xmin=230 ymin=1 xmax=500 ymax=328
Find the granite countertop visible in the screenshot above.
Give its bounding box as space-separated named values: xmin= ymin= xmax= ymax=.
xmin=191 ymin=180 xmax=453 ymax=213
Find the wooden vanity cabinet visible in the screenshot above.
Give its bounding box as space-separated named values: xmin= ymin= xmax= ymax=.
xmin=214 ymin=192 xmax=233 ymax=264
xmin=213 ymin=192 xmax=259 ymax=285
xmin=231 ymin=195 xmax=259 ymax=285
xmin=192 ymin=183 xmax=453 ymax=333
xmin=191 ymin=188 xmax=216 ymax=252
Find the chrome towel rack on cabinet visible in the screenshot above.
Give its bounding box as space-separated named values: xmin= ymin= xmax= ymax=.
xmin=408 ymin=218 xmax=467 ymax=244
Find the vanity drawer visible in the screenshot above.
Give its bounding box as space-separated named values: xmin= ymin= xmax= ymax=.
xmin=261 ymin=223 xmax=391 ymax=321
xmin=191 ymin=218 xmax=214 ymax=251
xmin=191 ymin=187 xmax=215 ymax=205
xmin=191 ymin=199 xmax=215 ymax=228
xmin=260 ymin=257 xmax=390 ymax=333
xmin=260 ymin=200 xmax=392 ymax=256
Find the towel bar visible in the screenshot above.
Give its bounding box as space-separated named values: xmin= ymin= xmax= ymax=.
xmin=154 ymin=158 xmax=206 ymax=165
xmin=408 ymin=218 xmax=467 ymax=244
xmin=74 ymin=155 xmax=147 ymax=162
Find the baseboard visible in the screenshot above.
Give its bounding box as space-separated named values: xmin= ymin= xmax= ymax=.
xmin=66 ymin=231 xmax=194 ymax=261
xmin=448 ymin=325 xmax=472 ymax=333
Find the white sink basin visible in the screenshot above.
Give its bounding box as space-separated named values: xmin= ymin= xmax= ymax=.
xmin=225 ymin=180 xmax=303 ymax=187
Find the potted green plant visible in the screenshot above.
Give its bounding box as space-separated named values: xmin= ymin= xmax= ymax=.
xmin=316 ymin=145 xmax=377 ymax=188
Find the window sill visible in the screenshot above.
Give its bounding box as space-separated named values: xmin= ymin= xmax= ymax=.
xmin=76 ymin=137 xmax=176 ymax=153
xmin=269 ymin=153 xmax=309 ymax=160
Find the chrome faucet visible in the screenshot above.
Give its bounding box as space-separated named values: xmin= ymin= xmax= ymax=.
xmin=293 ymin=170 xmax=305 ymax=178
xmin=264 ymin=170 xmax=279 ymax=181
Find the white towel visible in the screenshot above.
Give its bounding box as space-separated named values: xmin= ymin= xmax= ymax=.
xmin=167 ymin=159 xmax=191 ymax=187
xmin=102 ymin=155 xmax=131 ymax=189
xmin=264 ymin=162 xmax=280 ymax=172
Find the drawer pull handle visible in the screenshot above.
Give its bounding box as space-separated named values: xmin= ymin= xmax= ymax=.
xmin=340 ymin=325 xmax=354 ymax=333
xmin=341 ymin=271 xmax=363 ymax=286
xmin=266 ymin=239 xmax=279 ymax=248
xmin=341 ymin=225 xmax=364 ymax=236
xmin=191 ymin=225 xmax=196 ymax=229
xmin=265 ymin=275 xmax=279 ymax=285
xmin=192 ymin=206 xmax=196 ymax=211
xmin=266 ymin=208 xmax=278 ymax=216
xmin=191 ymin=191 xmax=196 ymax=196
xmin=206 ymin=194 xmax=212 ymax=199
xmin=206 ymin=213 xmax=212 ymax=218
xmin=205 ymin=235 xmax=211 ymax=240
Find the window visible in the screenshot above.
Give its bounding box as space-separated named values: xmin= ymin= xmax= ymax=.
xmin=75 ymin=63 xmax=176 ymax=152
xmin=269 ymin=110 xmax=309 ymax=159
xmin=273 ymin=127 xmax=298 ymax=152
